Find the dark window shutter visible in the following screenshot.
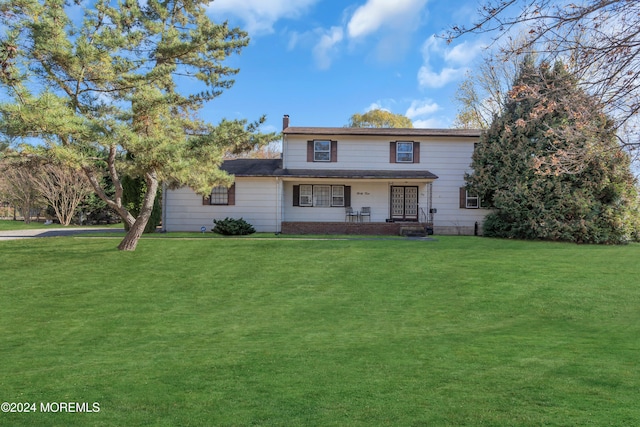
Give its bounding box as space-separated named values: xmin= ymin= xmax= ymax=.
xmin=331 ymin=140 xmax=337 ymax=162
xmin=413 ymin=142 xmax=420 ymax=163
xmin=459 ymin=187 xmax=467 ymax=209
xmin=202 ymin=195 xmax=210 ymax=205
xmin=227 ymin=184 xmax=235 ymax=206
xmin=307 ymin=141 xmax=314 ymax=162
xmin=345 ymin=186 xmax=351 ymax=207
xmin=293 ymin=185 xmax=300 ymax=206
xmin=390 ymin=142 xmax=396 ymax=163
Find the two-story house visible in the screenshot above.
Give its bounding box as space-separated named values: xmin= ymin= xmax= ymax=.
xmin=163 ymin=115 xmax=489 ymax=235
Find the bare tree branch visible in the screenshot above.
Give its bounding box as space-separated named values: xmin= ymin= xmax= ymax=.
xmin=448 ymin=0 xmax=640 ymax=147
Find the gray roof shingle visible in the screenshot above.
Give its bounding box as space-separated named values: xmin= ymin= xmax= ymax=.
xmin=283 ymin=127 xmax=481 ymax=138
xmin=279 ymin=169 xmax=438 ymax=180
xmin=221 ymin=158 xmax=282 ymax=176
xmin=220 ymin=159 xmax=437 ymax=180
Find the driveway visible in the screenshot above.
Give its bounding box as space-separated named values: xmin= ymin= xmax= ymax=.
xmin=0 ymin=227 xmax=122 ymax=241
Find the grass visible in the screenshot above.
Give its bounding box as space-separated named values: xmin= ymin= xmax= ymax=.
xmin=1 ymin=236 xmax=639 ymax=426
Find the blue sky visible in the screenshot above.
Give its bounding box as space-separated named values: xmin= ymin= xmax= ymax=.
xmin=204 ymin=0 xmax=489 ymax=133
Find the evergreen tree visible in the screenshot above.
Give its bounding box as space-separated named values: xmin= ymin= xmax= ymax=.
xmin=0 ymin=0 xmax=278 ymax=250
xmin=467 ymin=58 xmax=640 ymax=244
xmin=122 ymin=175 xmax=161 ymax=233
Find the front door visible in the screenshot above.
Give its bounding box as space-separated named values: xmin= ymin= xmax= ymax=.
xmin=391 ymin=186 xmax=418 ymax=221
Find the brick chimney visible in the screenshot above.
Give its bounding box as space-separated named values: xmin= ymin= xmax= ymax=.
xmin=282 ymin=114 xmax=290 ymax=130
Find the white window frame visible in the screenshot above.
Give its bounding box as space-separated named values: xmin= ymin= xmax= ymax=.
xmin=298 ymin=185 xmax=345 ymax=207
xmin=210 ymin=185 xmax=229 ymax=205
xmin=313 ymin=185 xmax=331 ymax=207
xmin=332 ymin=186 xmax=345 ymax=207
xmin=396 ymin=141 xmax=414 ymax=163
xmin=466 ymin=191 xmax=480 ymax=209
xmin=299 ymin=185 xmax=313 ymax=206
xmin=314 ymin=140 xmax=331 ymax=162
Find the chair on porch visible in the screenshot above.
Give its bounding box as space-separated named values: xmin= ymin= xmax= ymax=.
xmin=360 ymin=207 xmax=371 ymax=222
xmin=345 ymin=207 xmax=358 ymax=222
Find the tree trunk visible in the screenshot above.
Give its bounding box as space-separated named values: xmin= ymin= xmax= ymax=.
xmin=117 ymin=172 xmax=159 ymax=251
xmin=117 ymin=215 xmax=148 ymax=251
xmin=22 ymin=201 xmax=31 ymax=224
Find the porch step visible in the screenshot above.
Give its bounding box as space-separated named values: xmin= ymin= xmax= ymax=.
xmin=399 ymin=225 xmax=427 ymax=237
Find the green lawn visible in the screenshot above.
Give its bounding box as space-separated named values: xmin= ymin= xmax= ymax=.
xmin=1 ymin=236 xmax=638 ymax=426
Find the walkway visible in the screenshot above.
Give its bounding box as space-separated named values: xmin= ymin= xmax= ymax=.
xmin=0 ymin=228 xmax=121 ymax=241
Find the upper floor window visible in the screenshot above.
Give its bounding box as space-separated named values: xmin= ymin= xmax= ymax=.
xmin=396 ymin=142 xmax=414 ymax=162
xmin=307 ymin=140 xmax=337 ymax=162
xmin=314 ymin=140 xmax=331 ymax=162
xmin=390 ymin=141 xmax=420 ymax=163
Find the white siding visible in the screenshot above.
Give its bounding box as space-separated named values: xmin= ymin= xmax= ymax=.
xmin=285 ymin=134 xmax=429 ymax=170
xmin=282 ymin=181 xmax=441 ymax=223
xmin=424 ymin=141 xmax=489 ymax=233
xmin=164 ymin=178 xmax=279 ymax=232
xmin=283 ymin=134 xmax=489 ymax=233
xmin=283 ymin=180 xmax=397 ymax=223
xmin=164 ymin=131 xmax=490 ymax=235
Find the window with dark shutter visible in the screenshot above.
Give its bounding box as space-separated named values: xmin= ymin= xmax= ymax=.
xmin=460 ymin=187 xmax=479 ymax=209
xmin=309 ymin=140 xmax=337 ymax=162
xmin=293 ymin=185 xmax=349 ymax=207
xmin=391 ymin=141 xmax=419 ymax=163
xmin=208 ymin=184 xmax=235 ymax=205
xmin=396 ymin=141 xmax=414 ymax=162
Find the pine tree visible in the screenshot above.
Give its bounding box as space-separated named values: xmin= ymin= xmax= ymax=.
xmin=467 ymin=58 xmax=640 ymax=243
xmin=0 ymin=0 xmax=278 ymax=250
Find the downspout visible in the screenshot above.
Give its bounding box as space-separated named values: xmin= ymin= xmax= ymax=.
xmin=275 ymin=176 xmax=281 ymax=234
xmin=161 ymin=182 xmax=167 ymax=232
xmin=279 ymin=116 xmax=288 ymax=234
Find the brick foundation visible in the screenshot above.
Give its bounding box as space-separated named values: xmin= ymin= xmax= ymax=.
xmin=281 ymin=221 xmax=422 ymax=235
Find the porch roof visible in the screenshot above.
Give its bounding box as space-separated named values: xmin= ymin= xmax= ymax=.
xmin=278 ymin=169 xmax=438 ymax=180
xmin=221 ymin=159 xmax=438 ymax=180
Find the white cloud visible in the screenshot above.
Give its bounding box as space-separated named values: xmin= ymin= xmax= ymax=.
xmin=207 ymin=0 xmax=318 ymax=35
xmin=405 ymin=99 xmax=440 ymax=119
xmin=360 ymin=99 xmax=442 ymax=127
xmin=417 ymin=35 xmax=484 ymax=89
xmin=312 ymin=26 xmax=344 ymax=70
xmin=286 ymin=0 xmax=429 ymax=70
xmin=417 ymin=66 xmax=466 ymax=88
xmin=404 ymin=99 xmax=442 ymax=127
xmin=412 ymin=117 xmax=446 ymax=128
xmin=445 ymin=40 xmax=486 ymax=66
xmin=347 ymin=0 xmax=428 ymax=39
xmin=366 ymin=102 xmax=384 ymax=112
